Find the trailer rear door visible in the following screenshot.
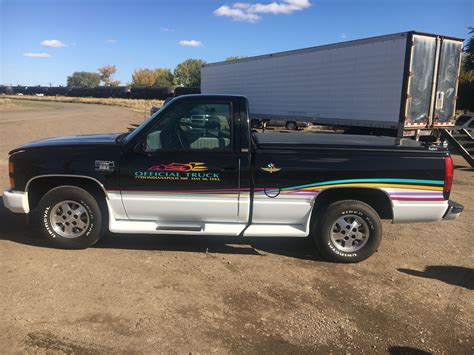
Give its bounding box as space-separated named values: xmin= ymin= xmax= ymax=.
xmin=432 ymin=39 xmax=463 ymax=127
xmin=405 ymin=35 xmax=437 ymax=128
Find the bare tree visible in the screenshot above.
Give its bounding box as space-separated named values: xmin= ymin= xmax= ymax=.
xmin=98 ymin=65 xmax=119 ymax=86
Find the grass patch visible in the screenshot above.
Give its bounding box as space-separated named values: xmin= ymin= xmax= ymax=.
xmin=1 ymin=95 xmax=164 ymax=113
xmin=0 ymin=98 xmax=60 ymax=112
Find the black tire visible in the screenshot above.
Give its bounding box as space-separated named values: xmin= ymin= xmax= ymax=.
xmin=285 ymin=121 xmax=297 ymax=130
xmin=312 ymin=200 xmax=382 ymax=263
xmin=32 ymin=186 xmax=106 ymax=249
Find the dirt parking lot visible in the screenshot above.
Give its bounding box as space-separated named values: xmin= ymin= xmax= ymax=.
xmin=0 ymin=101 xmax=472 ymax=354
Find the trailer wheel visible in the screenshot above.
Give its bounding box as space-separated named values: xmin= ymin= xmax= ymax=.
xmin=285 ymin=121 xmax=298 ymax=130
xmin=32 ymin=186 xmax=106 ymax=249
xmin=312 ymin=200 xmax=382 ymax=263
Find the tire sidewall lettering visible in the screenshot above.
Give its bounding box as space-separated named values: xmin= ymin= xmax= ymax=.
xmin=327 ymin=241 xmax=358 ymax=258
xmin=341 ymin=209 xmax=375 ymax=230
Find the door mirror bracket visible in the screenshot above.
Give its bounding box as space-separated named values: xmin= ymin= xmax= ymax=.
xmin=133 ymin=141 xmax=151 ymax=156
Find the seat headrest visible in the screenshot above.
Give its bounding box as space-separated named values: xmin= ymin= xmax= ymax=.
xmin=205 ymin=116 xmax=221 ymax=130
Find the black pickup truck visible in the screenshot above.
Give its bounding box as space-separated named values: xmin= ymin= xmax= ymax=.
xmin=4 ymin=95 xmax=463 ymax=262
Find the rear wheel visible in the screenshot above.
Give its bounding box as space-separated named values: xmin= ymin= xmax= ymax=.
xmin=285 ymin=121 xmax=298 ymax=130
xmin=312 ymin=200 xmax=382 ymax=263
xmin=33 ymin=186 xmax=105 ymax=249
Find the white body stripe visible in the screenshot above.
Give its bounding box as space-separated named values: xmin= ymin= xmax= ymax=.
xmin=103 ymin=186 xmax=450 ymax=236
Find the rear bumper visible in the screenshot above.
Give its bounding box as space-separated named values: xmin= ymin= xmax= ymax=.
xmin=442 ymin=200 xmax=463 ymax=220
xmin=3 ymin=189 xmax=29 ymax=214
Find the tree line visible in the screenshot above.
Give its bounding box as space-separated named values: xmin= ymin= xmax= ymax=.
xmin=458 ymin=27 xmax=473 ymax=111
xmin=67 ymin=57 xmax=246 ymax=89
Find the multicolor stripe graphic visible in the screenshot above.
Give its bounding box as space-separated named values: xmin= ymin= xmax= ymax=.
xmin=110 ymin=178 xmax=445 ymax=202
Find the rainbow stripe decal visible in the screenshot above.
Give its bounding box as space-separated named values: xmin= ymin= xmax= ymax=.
xmin=111 ymin=178 xmax=445 ymax=202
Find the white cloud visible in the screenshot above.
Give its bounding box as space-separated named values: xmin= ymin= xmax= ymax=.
xmin=106 ymin=39 xmax=117 ymax=44
xmin=40 ymin=39 xmax=67 ymax=48
xmin=214 ymin=0 xmax=311 ymax=22
xmin=340 ymin=33 xmax=348 ymax=39
xmin=161 ymin=27 xmax=174 ymax=32
xmin=23 ymin=52 xmax=52 ymax=58
xmin=178 ymin=40 xmax=203 ymax=47
xmin=214 ymin=6 xmax=261 ymax=22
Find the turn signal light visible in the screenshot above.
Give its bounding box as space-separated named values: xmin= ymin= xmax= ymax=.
xmin=8 ymin=162 xmax=14 ymax=174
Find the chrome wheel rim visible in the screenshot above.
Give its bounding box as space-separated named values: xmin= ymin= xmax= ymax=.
xmin=330 ymin=214 xmax=369 ymax=253
xmin=49 ymin=200 xmax=90 ymax=239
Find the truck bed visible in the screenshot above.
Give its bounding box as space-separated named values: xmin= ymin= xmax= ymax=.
xmin=253 ymin=131 xmax=440 ymax=151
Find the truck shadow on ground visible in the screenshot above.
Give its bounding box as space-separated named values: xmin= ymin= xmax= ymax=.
xmin=454 ymin=164 xmax=474 ymax=172
xmin=0 ymin=197 xmax=322 ymax=262
xmin=398 ymin=266 xmax=474 ymax=290
xmin=387 ymin=346 xmax=431 ymax=355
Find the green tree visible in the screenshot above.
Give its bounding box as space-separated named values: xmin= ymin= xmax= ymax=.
xmin=131 ymin=68 xmax=174 ymax=88
xmin=462 ymin=27 xmax=474 ymax=73
xmin=154 ymin=68 xmax=174 ymax=88
xmin=66 ymin=71 xmax=101 ymax=87
xmin=225 ymin=56 xmax=247 ymax=61
xmin=98 ymin=64 xmax=119 ymax=86
xmin=174 ymin=59 xmax=206 ymax=87
xmin=458 ymin=28 xmax=474 ymax=111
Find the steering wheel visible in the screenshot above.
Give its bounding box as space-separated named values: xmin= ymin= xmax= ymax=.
xmin=176 ymin=126 xmax=187 ymax=149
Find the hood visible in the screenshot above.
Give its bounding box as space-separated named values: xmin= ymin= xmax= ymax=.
xmin=9 ymin=133 xmax=121 ymax=154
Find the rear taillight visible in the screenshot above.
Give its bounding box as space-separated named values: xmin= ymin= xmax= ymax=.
xmin=444 ymin=155 xmax=453 ymax=199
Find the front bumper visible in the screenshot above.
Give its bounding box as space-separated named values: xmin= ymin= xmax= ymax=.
xmin=3 ymin=189 xmax=29 ymax=214
xmin=443 ymin=200 xmax=463 ymax=220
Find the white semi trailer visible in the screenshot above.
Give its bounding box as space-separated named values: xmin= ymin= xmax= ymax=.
xmin=201 ymin=31 xmax=464 ymax=138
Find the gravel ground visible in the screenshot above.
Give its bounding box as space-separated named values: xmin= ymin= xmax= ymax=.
xmin=0 ymin=101 xmax=472 ymax=354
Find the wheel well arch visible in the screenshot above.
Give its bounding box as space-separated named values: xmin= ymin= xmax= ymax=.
xmin=26 ymin=175 xmax=108 ymax=212
xmin=312 ymin=187 xmax=393 ymax=220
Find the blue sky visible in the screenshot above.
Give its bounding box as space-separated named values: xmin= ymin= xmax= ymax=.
xmin=1 ymin=0 xmax=472 ymax=86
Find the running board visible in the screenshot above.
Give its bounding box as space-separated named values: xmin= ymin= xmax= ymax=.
xmin=108 ymin=217 xmax=309 ymax=237
xmin=156 ymin=224 xmax=202 ymax=232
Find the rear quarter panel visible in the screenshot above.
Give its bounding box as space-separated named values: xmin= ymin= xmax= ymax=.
xmin=252 ymin=148 xmax=447 ymax=225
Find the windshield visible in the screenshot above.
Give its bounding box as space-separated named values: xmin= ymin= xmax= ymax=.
xmin=123 ymin=98 xmax=175 ymax=144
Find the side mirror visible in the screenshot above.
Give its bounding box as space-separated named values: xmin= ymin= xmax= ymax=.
xmin=134 ymin=141 xmax=147 ymax=153
xmin=250 ymin=118 xmax=262 ymax=129
xmin=150 ymin=106 xmax=161 ymax=115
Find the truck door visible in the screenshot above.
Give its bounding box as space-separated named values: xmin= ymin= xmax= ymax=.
xmin=432 ymin=39 xmax=463 ymax=127
xmin=119 ymin=99 xmax=241 ymax=223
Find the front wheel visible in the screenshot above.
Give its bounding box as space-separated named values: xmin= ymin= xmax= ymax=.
xmin=312 ymin=200 xmax=382 ymax=263
xmin=33 ymin=186 xmax=106 ymax=249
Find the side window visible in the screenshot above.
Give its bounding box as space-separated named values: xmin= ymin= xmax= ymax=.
xmin=145 ymin=102 xmax=232 ymax=151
